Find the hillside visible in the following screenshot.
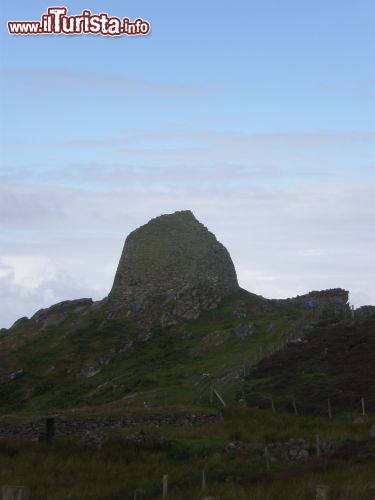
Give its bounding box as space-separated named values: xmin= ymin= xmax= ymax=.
xmin=0 ymin=288 xmax=311 ymax=413
xmin=1 ymin=210 xmax=352 ymax=414
xmin=0 ymin=211 xmax=374 ymax=499
xmin=244 ymin=314 xmax=375 ymax=415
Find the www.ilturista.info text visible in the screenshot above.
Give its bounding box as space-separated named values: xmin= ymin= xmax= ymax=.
xmin=8 ymin=7 xmax=151 ymax=36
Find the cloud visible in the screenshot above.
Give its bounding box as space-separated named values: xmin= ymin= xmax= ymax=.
xmin=0 ymin=68 xmax=214 ymax=97
xmin=0 ymin=175 xmax=374 ymax=328
xmin=2 ymin=128 xmax=373 ymax=197
xmin=1 ymin=127 xmax=374 ymax=328
xmin=0 ymin=254 xmax=112 ymax=328
xmin=59 ymin=129 xmax=375 ymax=163
xmin=0 ymin=186 xmax=64 ymax=225
xmin=4 ymin=127 xmax=374 ymax=164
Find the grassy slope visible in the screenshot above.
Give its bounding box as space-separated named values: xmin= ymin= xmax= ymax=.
xmin=0 ymin=290 xmax=309 ymax=413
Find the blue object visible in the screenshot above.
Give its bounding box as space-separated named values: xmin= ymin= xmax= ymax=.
xmin=306 ymin=299 xmax=314 ymax=310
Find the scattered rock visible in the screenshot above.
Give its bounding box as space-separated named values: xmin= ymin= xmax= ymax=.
xmin=79 ymin=431 xmax=105 ymax=450
xmin=224 ymin=441 xmax=248 ymax=452
xmin=235 ymin=322 xmax=254 ymax=340
xmin=290 ymin=337 xmax=308 ymax=344
xmin=118 ymin=340 xmax=134 ymax=354
xmin=143 ymin=401 xmax=156 ymax=409
xmin=77 ymin=365 xmax=101 ymax=378
xmin=266 ymin=438 xmax=328 ymax=462
xmin=233 ymin=310 xmax=246 ymax=319
xmin=9 ymin=369 xmax=24 ymax=381
xmin=39 ymin=314 xmax=66 ymax=330
xmin=203 ymin=330 xmax=229 ymax=346
xmin=225 ymin=442 xmax=237 ymax=452
xmin=137 ymin=331 xmax=153 ymax=343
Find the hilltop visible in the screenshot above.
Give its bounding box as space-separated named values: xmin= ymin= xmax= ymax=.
xmin=107 ymin=210 xmax=239 ymax=328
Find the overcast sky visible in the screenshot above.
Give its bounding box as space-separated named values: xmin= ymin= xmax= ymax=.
xmin=1 ymin=1 xmax=374 ymax=328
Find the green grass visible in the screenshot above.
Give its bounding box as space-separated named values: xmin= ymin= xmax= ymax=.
xmin=1 ymin=408 xmax=374 ymax=499
xmin=0 ymin=289 xmax=310 ymax=413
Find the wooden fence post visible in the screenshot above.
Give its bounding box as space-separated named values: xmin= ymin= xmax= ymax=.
xmin=292 ymin=399 xmax=298 ymax=415
xmin=271 ymin=396 xmax=275 ymax=413
xmin=213 ymin=388 xmax=226 ymax=407
xmin=202 ymin=469 xmax=206 ymax=490
xmin=162 ymin=474 xmax=168 ymax=498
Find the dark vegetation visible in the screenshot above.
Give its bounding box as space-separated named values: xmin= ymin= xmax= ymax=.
xmin=244 ymin=315 xmax=375 ymax=415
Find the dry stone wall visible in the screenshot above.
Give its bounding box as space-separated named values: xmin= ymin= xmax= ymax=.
xmin=0 ymin=413 xmax=223 ymax=440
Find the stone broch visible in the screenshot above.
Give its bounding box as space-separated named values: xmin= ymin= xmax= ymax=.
xmin=107 ymin=210 xmax=239 ymax=326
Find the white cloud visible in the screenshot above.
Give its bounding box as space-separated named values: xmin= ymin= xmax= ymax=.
xmin=0 ymin=256 xmax=57 ymax=292
xmin=0 ymin=254 xmax=111 ymax=328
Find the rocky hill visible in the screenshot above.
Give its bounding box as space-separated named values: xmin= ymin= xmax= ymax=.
xmin=0 ymin=210 xmax=371 ymax=416
xmin=107 ymin=210 xmax=239 ymax=328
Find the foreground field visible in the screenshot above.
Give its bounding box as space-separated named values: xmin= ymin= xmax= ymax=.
xmin=1 ymin=407 xmax=374 ymax=499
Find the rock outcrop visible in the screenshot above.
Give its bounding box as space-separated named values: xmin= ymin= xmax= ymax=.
xmin=355 ymin=305 xmax=375 ymax=320
xmin=107 ymin=210 xmax=239 ymax=326
xmin=278 ymin=288 xmax=350 ymax=319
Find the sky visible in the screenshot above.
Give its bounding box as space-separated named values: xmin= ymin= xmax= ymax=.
xmin=0 ymin=0 xmax=374 ymax=328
